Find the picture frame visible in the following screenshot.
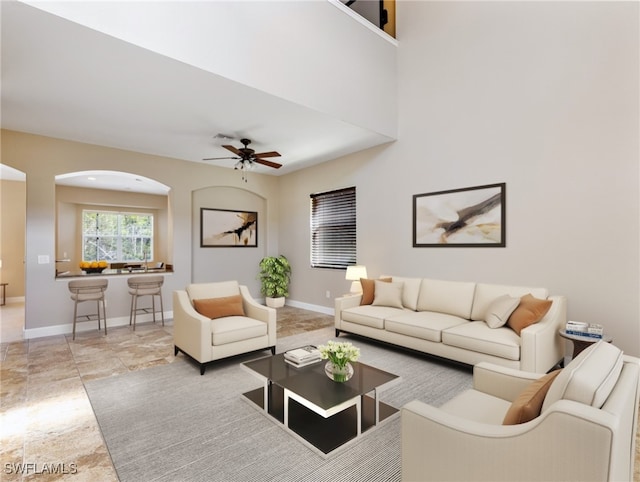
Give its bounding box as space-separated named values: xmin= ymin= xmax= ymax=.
xmin=200 ymin=208 xmax=258 ymax=247
xmin=413 ymin=183 xmax=505 ymax=247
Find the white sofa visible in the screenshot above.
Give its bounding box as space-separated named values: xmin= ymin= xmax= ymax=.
xmin=335 ymin=277 xmax=567 ymax=373
xmin=173 ymin=281 xmax=276 ymax=375
xmin=401 ymin=341 xmax=640 ymax=481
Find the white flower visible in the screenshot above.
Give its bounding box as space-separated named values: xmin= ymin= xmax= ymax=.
xmin=317 ymin=341 xmax=360 ymax=369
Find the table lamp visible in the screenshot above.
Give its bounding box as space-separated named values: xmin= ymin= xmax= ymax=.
xmin=345 ymin=265 xmax=368 ymax=293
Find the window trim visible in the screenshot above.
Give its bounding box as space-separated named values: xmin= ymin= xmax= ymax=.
xmin=81 ymin=209 xmax=155 ymax=262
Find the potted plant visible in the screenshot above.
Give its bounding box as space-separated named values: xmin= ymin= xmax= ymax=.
xmin=258 ymin=255 xmax=291 ymax=308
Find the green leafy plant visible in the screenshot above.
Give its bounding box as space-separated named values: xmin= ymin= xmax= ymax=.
xmin=258 ymin=255 xmax=291 ymax=298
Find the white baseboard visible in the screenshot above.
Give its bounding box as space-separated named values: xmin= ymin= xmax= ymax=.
xmin=285 ymin=299 xmax=334 ymax=316
xmin=23 ymin=311 xmax=174 ymax=340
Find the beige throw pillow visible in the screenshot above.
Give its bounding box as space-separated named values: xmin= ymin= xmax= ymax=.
xmin=484 ymin=294 xmax=521 ymax=329
xmin=193 ymin=295 xmax=245 ymax=319
xmin=360 ymin=277 xmax=392 ymax=306
xmin=502 ymin=369 xmax=562 ymax=425
xmin=372 ymin=280 xmax=404 ymax=309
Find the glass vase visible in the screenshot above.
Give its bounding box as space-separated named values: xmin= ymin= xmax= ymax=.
xmin=324 ymin=361 xmax=354 ymax=382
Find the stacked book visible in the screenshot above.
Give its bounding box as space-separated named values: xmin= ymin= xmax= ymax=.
xmin=565 ymin=321 xmax=604 ymax=339
xmin=284 ymin=345 xmax=322 ymax=367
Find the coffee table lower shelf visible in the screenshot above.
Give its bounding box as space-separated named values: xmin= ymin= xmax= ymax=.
xmin=242 ymin=383 xmax=398 ymax=456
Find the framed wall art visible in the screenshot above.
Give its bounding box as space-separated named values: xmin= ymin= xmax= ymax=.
xmin=200 ymin=208 xmax=258 ymax=247
xmin=413 ymin=183 xmax=505 ymax=247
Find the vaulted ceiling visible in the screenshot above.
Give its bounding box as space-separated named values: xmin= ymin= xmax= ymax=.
xmin=1 ymin=0 xmax=396 ymax=191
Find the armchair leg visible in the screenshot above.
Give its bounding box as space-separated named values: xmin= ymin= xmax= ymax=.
xmin=200 ymin=363 xmax=206 ymax=376
xmin=270 ymin=346 xmax=276 ymax=355
xmin=174 ymin=345 xmax=179 ymax=356
xmin=335 ymin=329 xmax=341 ymax=337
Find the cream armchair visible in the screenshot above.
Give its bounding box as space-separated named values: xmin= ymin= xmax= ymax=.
xmin=402 ymin=341 xmax=640 ymax=482
xmin=173 ymin=281 xmax=276 ymax=375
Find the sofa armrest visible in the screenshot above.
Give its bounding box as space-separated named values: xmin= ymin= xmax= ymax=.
xmin=239 ymin=285 xmax=276 ymax=347
xmin=334 ymin=294 xmax=362 ymax=329
xmin=401 ymin=398 xmax=617 ymax=482
xmin=520 ymin=295 xmax=566 ymax=372
xmin=473 ymin=362 xmax=545 ymax=402
xmin=173 ymin=290 xmax=211 ymax=362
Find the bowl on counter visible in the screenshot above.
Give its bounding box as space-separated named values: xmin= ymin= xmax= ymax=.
xmin=82 ymin=267 xmax=106 ymax=274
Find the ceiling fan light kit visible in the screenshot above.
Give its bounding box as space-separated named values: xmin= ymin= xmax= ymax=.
xmin=203 ymin=138 xmax=282 ymax=182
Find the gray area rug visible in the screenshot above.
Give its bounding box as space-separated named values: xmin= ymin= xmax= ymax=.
xmin=84 ymin=328 xmax=472 ymax=482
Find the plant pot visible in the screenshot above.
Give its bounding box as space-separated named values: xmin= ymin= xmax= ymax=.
xmin=266 ymin=296 xmax=285 ymax=308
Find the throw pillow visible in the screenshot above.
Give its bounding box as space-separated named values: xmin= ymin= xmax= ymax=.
xmin=502 ymin=369 xmax=562 ymax=425
xmin=360 ymin=277 xmax=392 ymax=305
xmin=371 ymin=280 xmax=404 ymax=309
xmin=507 ymin=294 xmax=552 ymax=335
xmin=484 ymin=294 xmax=521 ymax=329
xmin=193 ymin=295 xmax=245 ymax=319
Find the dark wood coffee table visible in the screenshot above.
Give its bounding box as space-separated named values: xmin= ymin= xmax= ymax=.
xmin=241 ymin=353 xmax=400 ymax=456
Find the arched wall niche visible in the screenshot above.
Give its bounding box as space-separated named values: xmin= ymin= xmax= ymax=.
xmin=191 ymin=185 xmax=267 ymax=296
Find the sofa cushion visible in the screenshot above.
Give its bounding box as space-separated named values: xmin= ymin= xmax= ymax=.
xmin=506 ymin=294 xmax=552 ymax=335
xmin=386 ymin=311 xmax=467 ymax=342
xmin=342 ymin=305 xmax=404 ymax=329
xmin=390 ymin=276 xmax=422 ymax=310
xmin=442 ymin=322 xmax=521 ymax=361
xmin=360 ymin=277 xmax=392 ymax=305
xmin=542 ymin=341 xmax=624 ymax=411
xmin=193 ymin=295 xmax=245 ymax=320
xmin=211 ymin=316 xmax=267 ymax=345
xmin=471 ymin=283 xmax=549 ymax=321
xmin=372 ymin=280 xmax=404 ymax=309
xmin=187 ymin=281 xmax=240 ymax=301
xmin=417 ymin=279 xmax=476 ymax=319
xmin=440 ymin=389 xmax=513 ymax=425
xmin=502 ymin=369 xmax=562 ymax=425
xmin=484 ymin=294 xmax=520 ymax=329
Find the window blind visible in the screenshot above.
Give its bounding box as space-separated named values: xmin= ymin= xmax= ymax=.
xmin=310 ymin=187 xmax=356 ymax=269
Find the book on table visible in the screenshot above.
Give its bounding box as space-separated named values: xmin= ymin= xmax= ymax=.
xmin=284 ymin=345 xmax=321 ymax=365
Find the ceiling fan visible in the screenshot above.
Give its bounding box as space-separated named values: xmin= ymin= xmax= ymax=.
xmin=203 ymin=138 xmax=282 ymax=171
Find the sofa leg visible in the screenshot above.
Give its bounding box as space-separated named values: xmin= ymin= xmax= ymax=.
xmin=174 ymin=345 xmax=179 ymax=356
xmin=335 ymin=329 xmax=341 ymax=337
xmin=200 ymin=363 xmax=206 ymax=376
xmin=270 ymin=346 xmax=276 ymax=355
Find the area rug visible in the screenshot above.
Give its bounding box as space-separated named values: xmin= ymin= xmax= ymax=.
xmin=84 ymin=328 xmax=472 ymax=482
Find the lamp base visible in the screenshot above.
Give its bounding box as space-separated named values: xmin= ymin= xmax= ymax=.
xmin=349 ymin=281 xmax=363 ymax=293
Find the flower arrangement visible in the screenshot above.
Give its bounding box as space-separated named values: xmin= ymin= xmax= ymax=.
xmin=317 ymin=340 xmax=360 ymax=369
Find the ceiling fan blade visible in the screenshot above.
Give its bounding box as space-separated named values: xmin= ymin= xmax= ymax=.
xmin=202 ymin=156 xmax=240 ymax=161
xmin=222 ymin=144 xmax=242 ymax=155
xmin=254 ymin=158 xmax=282 ymax=169
xmin=252 ymin=151 xmax=281 ymax=158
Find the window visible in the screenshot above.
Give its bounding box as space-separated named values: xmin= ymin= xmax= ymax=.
xmin=310 ymin=187 xmax=356 ymax=269
xmin=82 ymin=210 xmax=154 ymax=262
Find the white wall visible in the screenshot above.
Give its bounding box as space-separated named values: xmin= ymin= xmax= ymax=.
xmin=25 ymin=0 xmax=397 ymax=139
xmin=279 ymin=1 xmax=640 ymax=356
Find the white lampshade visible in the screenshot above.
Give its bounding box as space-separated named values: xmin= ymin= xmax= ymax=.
xmin=345 ymin=265 xmax=368 ymax=293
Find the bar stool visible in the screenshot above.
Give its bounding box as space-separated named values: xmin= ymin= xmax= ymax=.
xmin=68 ymin=278 xmax=108 ymax=340
xmin=128 ymin=275 xmax=164 ymax=330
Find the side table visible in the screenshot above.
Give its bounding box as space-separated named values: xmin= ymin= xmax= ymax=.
xmin=559 ymin=329 xmax=613 ymax=359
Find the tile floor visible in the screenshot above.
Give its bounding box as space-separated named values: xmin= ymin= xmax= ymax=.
xmin=1 ymin=302 xmax=639 ymax=481
xmin=0 ymin=303 xmax=333 ymax=481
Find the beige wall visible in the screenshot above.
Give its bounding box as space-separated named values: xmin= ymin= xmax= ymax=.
xmin=278 ymin=1 xmax=640 ymax=356
xmin=0 ymin=129 xmax=280 ymax=335
xmin=0 ymin=179 xmax=26 ymax=297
